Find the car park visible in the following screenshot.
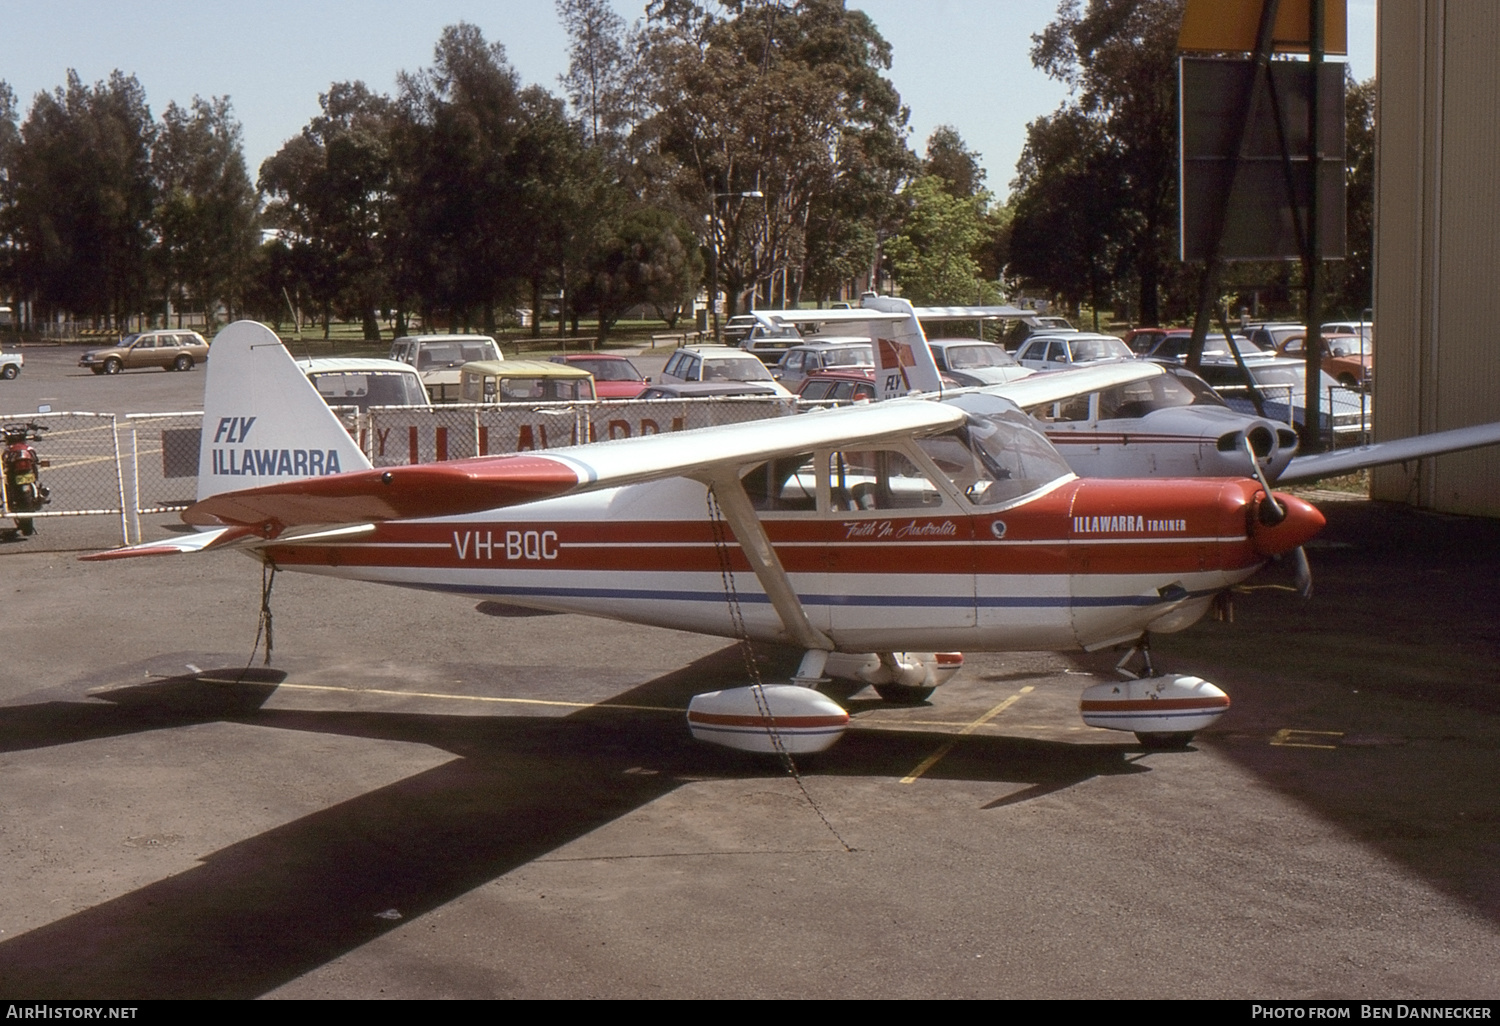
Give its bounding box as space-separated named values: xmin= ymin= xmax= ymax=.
xmin=550 ymin=353 xmax=648 ymax=398
xmin=388 ymin=334 xmax=502 ymax=402
xmin=297 ymin=357 xmax=431 ymax=411
xmin=1193 ymin=356 xmax=1371 ymax=439
xmin=460 ymin=359 xmax=597 ymax=403
xmin=1014 ymin=332 xmax=1134 ymax=370
xmin=772 ymin=341 xmax=874 ymax=390
xmin=1139 ymin=331 xmax=1268 ymax=365
xmin=1274 ymin=333 xmax=1373 ymax=390
xmin=926 ymin=338 xmax=1033 ymax=387
xmin=659 ymin=345 xmax=793 ymax=396
xmin=1 ymin=349 xmax=21 ymax=380
xmin=78 ymin=329 xmax=210 ymax=374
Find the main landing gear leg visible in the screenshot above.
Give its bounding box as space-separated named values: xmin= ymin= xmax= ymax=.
xmin=1115 ymin=634 xmax=1156 ymax=680
xmin=791 ymin=648 xmax=831 ymax=688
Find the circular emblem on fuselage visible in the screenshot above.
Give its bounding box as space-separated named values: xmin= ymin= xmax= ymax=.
xmin=990 ymin=520 xmax=1007 ymax=539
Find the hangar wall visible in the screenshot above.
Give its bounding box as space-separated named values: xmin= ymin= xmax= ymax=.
xmin=1371 ymin=1 xmax=1500 ymax=515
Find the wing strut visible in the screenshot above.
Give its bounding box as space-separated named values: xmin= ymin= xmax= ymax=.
xmin=698 ymin=470 xmax=834 ymax=653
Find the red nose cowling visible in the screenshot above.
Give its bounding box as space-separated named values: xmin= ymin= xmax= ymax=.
xmin=1248 ymin=491 xmax=1325 ymax=556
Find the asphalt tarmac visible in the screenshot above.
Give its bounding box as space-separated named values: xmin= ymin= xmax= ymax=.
xmin=1 ymin=341 xmax=1498 ymax=998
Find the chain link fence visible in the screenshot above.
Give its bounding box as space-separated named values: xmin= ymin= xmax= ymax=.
xmin=1 ymin=397 xmax=821 ymax=552
xmin=363 ymin=397 xmax=800 ymax=466
xmin=0 ymin=411 xmax=129 ymax=549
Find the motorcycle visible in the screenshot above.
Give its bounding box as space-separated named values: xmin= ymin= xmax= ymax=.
xmin=2 ymin=421 xmax=51 ymax=537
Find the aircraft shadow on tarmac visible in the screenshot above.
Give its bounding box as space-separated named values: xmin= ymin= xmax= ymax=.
xmin=0 ymin=646 xmax=1147 ymax=999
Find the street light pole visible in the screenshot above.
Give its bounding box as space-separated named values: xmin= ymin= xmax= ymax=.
xmin=709 ymin=189 xmax=763 ymax=342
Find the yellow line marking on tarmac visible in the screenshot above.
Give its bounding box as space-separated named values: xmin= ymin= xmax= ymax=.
xmin=900 ymin=686 xmax=1034 ymax=784
xmin=270 ymin=680 xmax=683 ymax=714
xmin=1270 ymin=728 xmax=1343 ymax=749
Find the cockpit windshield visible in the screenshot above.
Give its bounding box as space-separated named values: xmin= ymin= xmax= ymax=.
xmin=925 ymin=394 xmax=1074 ymax=506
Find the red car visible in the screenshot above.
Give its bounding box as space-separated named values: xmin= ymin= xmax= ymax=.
xmin=550 ymin=353 xmax=648 ymax=399
xmin=797 ymin=369 xmax=877 ymax=402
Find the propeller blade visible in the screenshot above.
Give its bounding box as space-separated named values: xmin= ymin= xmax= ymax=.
xmin=1293 ymin=545 xmax=1314 ymax=599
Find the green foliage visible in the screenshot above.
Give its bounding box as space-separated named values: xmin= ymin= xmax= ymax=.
xmin=577 ymin=204 xmax=703 ymax=339
xmin=885 ymin=175 xmax=999 ymax=306
xmin=1013 ymin=0 xmax=1184 ymax=324
xmin=153 ymin=97 xmax=259 ymax=324
xmin=6 ymin=71 xmax=157 ymax=324
xmin=260 ymin=81 xmax=394 ymax=338
xmin=635 ymin=0 xmax=914 ymax=311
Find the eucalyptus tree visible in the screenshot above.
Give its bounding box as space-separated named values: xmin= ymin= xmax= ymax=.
xmin=152 ymin=97 xmax=259 ymax=325
xmin=259 ymin=81 xmax=395 ymax=338
xmin=635 ymin=0 xmax=914 ymax=313
xmin=1013 ymin=0 xmax=1184 ymax=324
xmin=7 ymin=71 xmax=156 ymax=326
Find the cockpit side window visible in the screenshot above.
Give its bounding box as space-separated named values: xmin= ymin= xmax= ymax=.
xmin=740 ymin=452 xmax=819 ymax=512
xmin=828 ymin=449 xmax=943 ymax=511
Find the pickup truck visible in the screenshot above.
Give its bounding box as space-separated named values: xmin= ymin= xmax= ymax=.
xmin=0 ymin=350 xmax=20 ymax=380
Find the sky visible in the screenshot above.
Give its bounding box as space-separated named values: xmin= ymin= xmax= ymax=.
xmin=3 ymin=1 xmax=1375 ymax=197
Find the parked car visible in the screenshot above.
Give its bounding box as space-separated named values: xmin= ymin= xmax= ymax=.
xmin=297 ymin=358 xmax=431 ymax=411
xmin=773 ymin=341 xmax=874 ymax=390
xmin=1139 ymin=331 xmax=1268 ymax=365
xmin=636 ymin=382 xmax=784 ymax=400
xmin=1274 ymin=333 xmax=1373 ymax=390
xmin=550 ymin=353 xmax=648 ymax=399
xmin=659 ymin=345 xmax=793 ymax=396
xmin=1014 ymin=332 xmax=1134 ymax=370
xmin=460 ymin=359 xmax=597 ymax=403
xmin=79 ymin=330 xmax=210 ymax=374
xmin=721 ymin=315 xmax=761 ymax=347
xmin=0 ymin=350 xmax=20 ymax=380
xmin=1241 ymin=323 xmax=1309 ymax=352
xmin=1002 ymin=315 xmax=1076 ymax=351
xmin=926 ymin=338 xmax=1033 ymax=387
xmin=388 ymin=334 xmax=502 ymax=402
xmin=796 ymin=369 xmax=878 ymax=403
xmin=1194 ymin=357 xmax=1372 ymax=439
xmin=1322 ymin=320 xmax=1374 ymax=340
xmin=738 ymin=321 xmax=807 ymax=363
xmin=1121 ymin=326 xmax=1174 ymax=355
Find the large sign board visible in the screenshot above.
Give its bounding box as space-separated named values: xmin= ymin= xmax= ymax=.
xmin=1178 ymin=0 xmax=1347 ymax=54
xmin=1179 ymin=56 xmax=1346 ymax=262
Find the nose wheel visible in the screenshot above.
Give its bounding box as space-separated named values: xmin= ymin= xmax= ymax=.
xmin=1077 ymin=635 xmax=1230 ymax=748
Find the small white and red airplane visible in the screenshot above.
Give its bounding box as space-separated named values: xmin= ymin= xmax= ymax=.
xmin=87 ymin=320 xmax=1329 ymax=754
xmin=754 ymin=297 xmax=1500 ymax=487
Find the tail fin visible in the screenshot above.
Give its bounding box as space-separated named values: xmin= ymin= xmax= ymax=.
xmin=860 ymin=295 xmax=945 ymax=399
xmin=197 ymin=321 xmax=372 ymax=502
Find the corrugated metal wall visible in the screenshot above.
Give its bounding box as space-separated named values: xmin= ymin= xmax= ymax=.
xmin=1372 ymin=1 xmax=1500 ymax=515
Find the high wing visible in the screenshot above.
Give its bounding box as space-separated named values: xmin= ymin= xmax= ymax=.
xmin=909 ymin=305 xmax=1032 ymax=321
xmin=1276 ymin=421 xmax=1500 ymax=483
xmin=970 ymin=361 xmax=1166 ymax=410
xmin=186 ymin=399 xmax=963 ymax=532
xmin=751 ymin=308 xmax=907 ymax=328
